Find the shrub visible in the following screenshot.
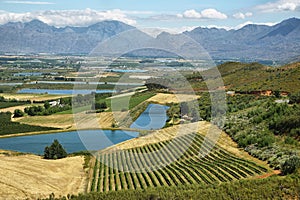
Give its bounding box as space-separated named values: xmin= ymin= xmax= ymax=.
xmin=13 ymin=109 xmax=24 ymax=118
xmin=281 ymin=156 xmax=300 ymax=175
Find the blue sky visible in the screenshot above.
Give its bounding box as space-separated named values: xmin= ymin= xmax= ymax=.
xmin=0 ymin=0 xmax=300 ymax=32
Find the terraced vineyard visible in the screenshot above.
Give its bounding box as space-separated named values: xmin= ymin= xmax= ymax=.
xmin=89 ymin=133 xmax=268 ymax=192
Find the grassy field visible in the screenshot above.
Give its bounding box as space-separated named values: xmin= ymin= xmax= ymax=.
xmin=0 ymin=101 xmax=28 ymax=109
xmin=16 ymin=112 xmax=127 ymax=130
xmin=0 ymin=153 xmax=86 ymax=200
xmin=0 ymin=93 xmax=70 ymax=102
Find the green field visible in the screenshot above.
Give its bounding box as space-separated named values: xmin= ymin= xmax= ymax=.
xmin=89 ymin=133 xmax=267 ymax=193
xmin=99 ymin=91 xmax=155 ymax=112
xmin=0 ymin=101 xmax=28 ymax=109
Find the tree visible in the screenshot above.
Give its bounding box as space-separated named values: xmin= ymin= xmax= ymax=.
xmin=281 ymin=156 xmax=300 ymax=175
xmin=92 ymin=102 xmax=108 ymax=110
xmin=274 ymin=90 xmax=281 ymax=98
xmin=44 ymin=139 xmax=67 ymax=159
xmin=289 ymin=92 xmax=300 ymax=104
xmin=13 ymin=109 xmax=24 ymax=118
xmin=44 ymin=101 xmax=50 ymax=109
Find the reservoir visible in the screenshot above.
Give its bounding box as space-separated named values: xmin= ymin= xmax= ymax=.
xmin=130 ymin=104 xmax=169 ymax=130
xmin=0 ymin=130 xmax=139 ymax=155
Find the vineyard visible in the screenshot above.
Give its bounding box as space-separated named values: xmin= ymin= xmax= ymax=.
xmin=89 ymin=132 xmax=267 ymax=192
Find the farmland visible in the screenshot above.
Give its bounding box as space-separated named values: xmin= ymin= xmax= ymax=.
xmin=87 ymin=122 xmax=268 ymax=193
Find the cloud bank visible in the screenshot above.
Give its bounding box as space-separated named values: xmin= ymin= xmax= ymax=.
xmin=0 ymin=8 xmax=136 ymax=26
xmin=256 ymin=0 xmax=300 ymax=12
xmin=4 ymin=1 xmax=54 ymax=5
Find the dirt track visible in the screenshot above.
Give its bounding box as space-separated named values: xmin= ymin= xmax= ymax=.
xmin=0 ymin=154 xmax=86 ymax=200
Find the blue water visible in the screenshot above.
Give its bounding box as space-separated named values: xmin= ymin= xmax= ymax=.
xmin=130 ymin=104 xmax=169 ymax=130
xmin=18 ymin=89 xmax=116 ymax=95
xmin=0 ymin=130 xmax=139 ymax=155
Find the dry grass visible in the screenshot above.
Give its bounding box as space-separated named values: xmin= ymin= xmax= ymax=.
xmin=147 ymin=93 xmax=200 ymax=104
xmin=0 ymin=154 xmax=86 ymax=200
xmin=15 ymin=114 xmax=74 ymax=129
xmin=0 ymin=93 xmax=69 ymax=102
xmin=15 ymin=112 xmax=128 ymax=130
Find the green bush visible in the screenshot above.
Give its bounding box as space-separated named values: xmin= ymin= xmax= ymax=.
xmin=13 ymin=109 xmax=24 ymax=118
xmin=281 ymin=156 xmax=300 ymax=175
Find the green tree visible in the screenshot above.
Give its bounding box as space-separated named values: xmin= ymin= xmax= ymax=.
xmin=44 ymin=101 xmax=51 ymax=109
xmin=44 ymin=139 xmax=67 ymax=159
xmin=13 ymin=109 xmax=24 ymax=118
xmin=274 ymin=90 xmax=281 ymax=98
xmin=289 ymin=92 xmax=300 ymax=104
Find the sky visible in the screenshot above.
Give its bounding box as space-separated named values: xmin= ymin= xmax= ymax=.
xmin=0 ymin=0 xmax=300 ymax=32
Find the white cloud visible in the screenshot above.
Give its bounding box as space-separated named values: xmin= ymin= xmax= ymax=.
xmin=233 ymin=12 xmax=253 ymax=19
xmin=4 ymin=1 xmax=54 ymax=5
xmin=0 ymin=9 xmax=136 ymax=26
xmin=256 ymin=0 xmax=300 ymax=12
xmin=178 ymin=9 xmax=227 ymax=19
xmin=201 ymin=9 xmax=227 ymax=19
xmin=181 ymin=9 xmax=202 ymax=18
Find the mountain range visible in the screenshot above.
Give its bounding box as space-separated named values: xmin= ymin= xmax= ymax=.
xmin=0 ymin=18 xmax=300 ymax=63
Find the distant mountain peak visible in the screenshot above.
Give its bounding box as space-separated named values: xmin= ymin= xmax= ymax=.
xmin=262 ymin=17 xmax=300 ymax=38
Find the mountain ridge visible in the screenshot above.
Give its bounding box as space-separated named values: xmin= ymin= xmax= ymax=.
xmin=0 ymin=18 xmax=300 ymax=63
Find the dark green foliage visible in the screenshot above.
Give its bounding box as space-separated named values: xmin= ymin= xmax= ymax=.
xmin=44 ymin=139 xmax=67 ymax=159
xmin=274 ymin=90 xmax=281 ymax=98
xmin=92 ymin=102 xmax=107 ymax=110
xmin=289 ymin=92 xmax=300 ymax=104
xmin=145 ymin=83 xmax=168 ymax=90
xmin=24 ymin=103 xmax=71 ymax=116
xmin=13 ymin=109 xmax=24 ymax=118
xmin=44 ymin=101 xmax=50 ymax=109
xmin=219 ymin=95 xmax=299 ymax=169
xmin=281 ymin=156 xmax=300 ymax=175
xmin=0 ymin=112 xmax=57 ymax=135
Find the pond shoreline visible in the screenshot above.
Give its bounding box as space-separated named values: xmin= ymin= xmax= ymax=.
xmin=0 ymin=127 xmax=144 ymax=139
